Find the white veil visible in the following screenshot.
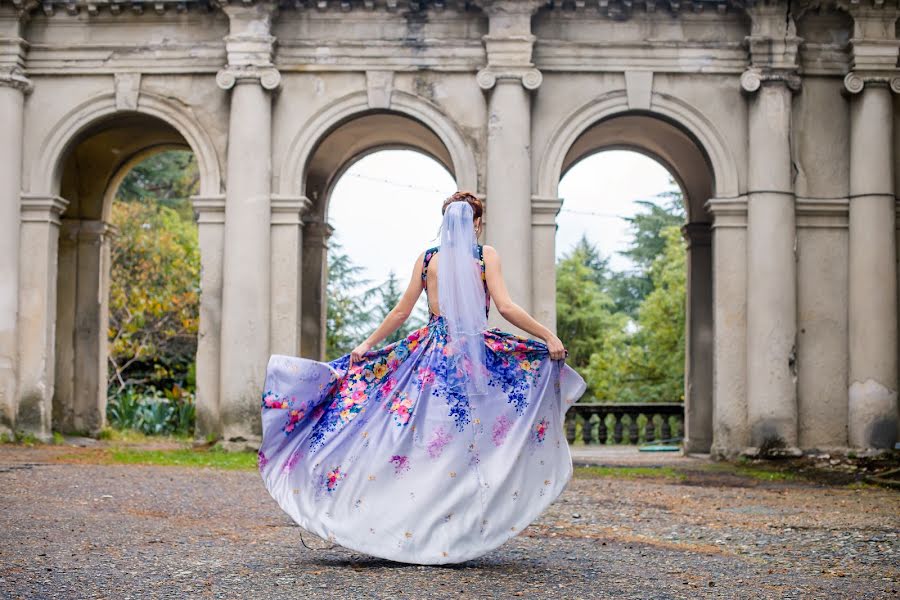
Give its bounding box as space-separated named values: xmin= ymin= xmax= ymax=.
xmin=437 ymin=201 xmax=489 ymax=398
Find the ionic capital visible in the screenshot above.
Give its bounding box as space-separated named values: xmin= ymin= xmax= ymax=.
xmin=740 ymin=66 xmax=802 ymax=94
xmin=0 ymin=67 xmax=33 ymax=94
xmin=216 ymin=65 xmax=282 ymax=91
xmin=476 ymin=66 xmax=542 ymax=91
xmin=843 ymin=71 xmax=900 ymax=95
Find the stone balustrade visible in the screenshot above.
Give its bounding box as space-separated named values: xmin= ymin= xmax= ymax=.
xmin=565 ymin=402 xmax=684 ymax=446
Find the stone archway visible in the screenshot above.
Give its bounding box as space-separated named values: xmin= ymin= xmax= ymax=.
xmin=293 ymin=108 xmax=468 ymax=360
xmin=16 ymin=102 xmax=223 ymax=441
xmin=538 ymin=93 xmax=735 ymax=454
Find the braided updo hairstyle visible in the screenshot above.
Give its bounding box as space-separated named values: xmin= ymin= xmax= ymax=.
xmin=441 ymin=191 xmax=483 ymax=220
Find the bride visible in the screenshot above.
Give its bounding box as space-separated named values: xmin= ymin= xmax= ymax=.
xmin=258 ymin=191 xmax=587 ymax=564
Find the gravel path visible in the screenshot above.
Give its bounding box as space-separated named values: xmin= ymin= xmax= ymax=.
xmin=0 ymin=443 xmax=897 ymax=599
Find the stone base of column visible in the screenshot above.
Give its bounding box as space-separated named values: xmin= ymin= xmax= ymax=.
xmin=848 ymin=379 xmax=899 ymax=450
xmin=740 ymin=445 xmax=804 ymax=459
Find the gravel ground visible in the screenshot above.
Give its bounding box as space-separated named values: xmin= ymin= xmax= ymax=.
xmin=0 ymin=442 xmax=897 ymax=600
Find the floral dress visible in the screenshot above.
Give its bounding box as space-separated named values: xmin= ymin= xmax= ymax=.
xmin=258 ymin=243 xmax=587 ymax=564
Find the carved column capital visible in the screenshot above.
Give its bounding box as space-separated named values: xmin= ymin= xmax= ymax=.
xmin=0 ymin=67 xmax=32 ymax=94
xmin=216 ymin=65 xmax=281 ymax=91
xmin=190 ymin=194 xmax=226 ymax=225
xmin=217 ymin=3 xmax=280 ymax=92
xmin=302 ymin=218 xmax=334 ymax=249
xmin=843 ymin=38 xmax=900 ymax=94
xmin=530 ymin=195 xmax=563 ymax=227
xmin=271 ymin=195 xmax=312 ymax=226
xmin=19 ymin=194 xmax=69 ymax=226
xmin=740 ymin=66 xmax=802 ymax=93
xmin=741 ymin=31 xmax=802 ymax=94
xmin=477 ymin=66 xmax=542 ymax=91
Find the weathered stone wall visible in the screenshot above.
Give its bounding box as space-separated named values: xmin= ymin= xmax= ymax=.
xmin=0 ymin=0 xmax=896 ymax=458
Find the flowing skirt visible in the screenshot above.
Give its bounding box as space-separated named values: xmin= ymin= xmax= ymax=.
xmin=258 ymin=313 xmax=587 ymax=564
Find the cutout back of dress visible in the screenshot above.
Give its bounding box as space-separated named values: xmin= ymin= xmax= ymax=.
xmin=421 ymin=244 xmax=489 ymax=318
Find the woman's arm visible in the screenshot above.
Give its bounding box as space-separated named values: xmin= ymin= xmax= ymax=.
xmin=349 ymin=251 xmax=425 ymax=366
xmin=482 ymin=245 xmax=567 ymax=360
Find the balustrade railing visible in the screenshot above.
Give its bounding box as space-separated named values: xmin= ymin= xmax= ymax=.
xmin=565 ymin=402 xmax=684 ymax=445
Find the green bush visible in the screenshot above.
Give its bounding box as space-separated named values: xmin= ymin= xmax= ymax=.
xmin=107 ymin=385 xmax=195 ymax=436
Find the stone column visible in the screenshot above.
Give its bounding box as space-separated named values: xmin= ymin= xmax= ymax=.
xmin=844 ymin=59 xmax=900 ymax=449
xmin=270 ymin=195 xmax=311 ymax=356
xmin=0 ymin=36 xmax=31 ymax=437
xmin=301 ymin=218 xmax=333 ymax=361
xmin=681 ymin=222 xmax=713 ymax=454
xmin=740 ymin=24 xmax=802 ymax=456
xmin=706 ymin=198 xmax=749 ymax=459
xmin=215 ymin=3 xmax=281 ymax=450
xmin=477 ymin=0 xmax=543 ymax=335
xmin=530 ymin=196 xmax=563 ymax=335
xmin=191 ymin=195 xmax=225 ymax=442
xmin=72 ymin=220 xmax=116 ymax=436
xmin=15 ymin=195 xmax=69 ymax=441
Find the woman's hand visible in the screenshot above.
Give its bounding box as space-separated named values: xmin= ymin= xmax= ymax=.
xmin=349 ymin=341 xmax=372 ymax=368
xmin=544 ymin=334 xmax=567 ymax=361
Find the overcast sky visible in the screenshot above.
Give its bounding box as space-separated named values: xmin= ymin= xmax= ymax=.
xmin=328 ymin=149 xmax=678 ymax=311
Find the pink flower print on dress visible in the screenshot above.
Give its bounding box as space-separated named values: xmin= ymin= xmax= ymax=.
xmin=389 ymin=455 xmax=410 ymax=476
xmin=427 ymin=426 xmax=452 ymax=459
xmin=257 ymin=450 xmax=268 ymax=471
xmin=492 ymin=414 xmax=512 ymax=447
xmin=386 ymin=391 xmax=414 ymax=426
xmin=281 ymin=449 xmax=303 ymax=474
xmin=533 ymin=418 xmax=549 ymax=444
xmin=416 ymin=365 xmax=436 ymax=388
xmin=323 ymin=466 xmax=345 ymax=493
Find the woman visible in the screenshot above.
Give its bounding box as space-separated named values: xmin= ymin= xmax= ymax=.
xmin=259 ymin=191 xmax=587 ymax=565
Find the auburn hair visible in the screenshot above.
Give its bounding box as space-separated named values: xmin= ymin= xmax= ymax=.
xmin=441 ymin=191 xmax=483 ymax=220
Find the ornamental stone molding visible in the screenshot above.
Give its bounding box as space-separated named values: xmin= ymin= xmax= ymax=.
xmin=19 ymin=194 xmax=69 ymax=226
xmin=740 ymin=66 xmax=802 ymax=93
xmin=270 ymin=195 xmax=313 ymax=226
xmin=843 ymin=71 xmax=900 ymax=94
xmin=0 ymin=67 xmax=33 ymax=94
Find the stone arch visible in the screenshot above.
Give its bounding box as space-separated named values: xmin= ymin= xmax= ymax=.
xmin=277 ymin=89 xmax=478 ymax=201
xmin=24 ymin=94 xmax=222 ymax=438
xmin=537 ymin=89 xmax=740 ymax=207
xmin=538 ymin=89 xmax=729 ymax=454
xmin=30 ymin=91 xmax=222 ymax=199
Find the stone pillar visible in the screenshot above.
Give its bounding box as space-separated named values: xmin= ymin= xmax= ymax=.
xmin=270 ymin=195 xmax=311 ymax=356
xmin=15 ymin=195 xmax=69 ymax=441
xmin=215 ymin=2 xmax=281 ymax=450
xmin=530 ymin=196 xmax=562 ymax=336
xmin=682 ymin=222 xmax=713 ymax=454
xmin=301 ymin=218 xmax=333 ymax=361
xmin=0 ymin=38 xmax=31 ymax=437
xmin=191 ymin=195 xmax=225 ymax=442
xmin=70 ymin=220 xmax=116 ymax=436
xmin=844 ymin=63 xmax=900 ymax=449
xmin=740 ymin=23 xmax=802 ymax=456
xmin=477 ymin=0 xmax=543 ymax=335
xmin=706 ymin=198 xmax=749 ymax=459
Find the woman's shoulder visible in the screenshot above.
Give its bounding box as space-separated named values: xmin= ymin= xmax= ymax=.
xmin=481 ymin=244 xmax=498 ymax=258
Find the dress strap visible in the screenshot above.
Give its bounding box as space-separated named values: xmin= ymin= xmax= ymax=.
xmin=421 ymin=246 xmax=439 ymax=288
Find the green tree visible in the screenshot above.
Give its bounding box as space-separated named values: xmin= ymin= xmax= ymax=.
xmin=607 ymin=186 xmax=685 ymax=317
xmin=555 ymin=240 xmax=628 ymax=399
xmin=584 ymin=224 xmax=686 ymax=403
xmin=370 ymin=270 xmax=429 ymax=345
xmin=117 ymin=150 xmax=199 ymax=219
xmin=108 ymin=200 xmax=200 ymax=393
xmin=325 ymin=238 xmax=378 ymax=360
